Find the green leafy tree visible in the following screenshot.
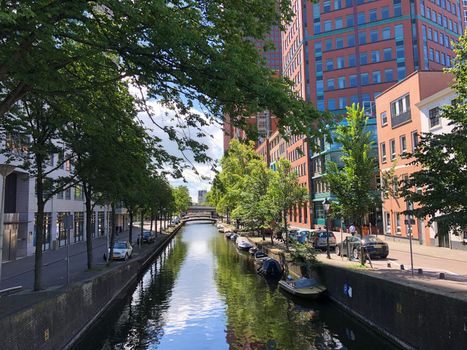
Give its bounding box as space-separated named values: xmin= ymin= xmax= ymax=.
xmin=266 ymin=158 xmax=307 ymax=250
xmin=289 ymin=242 xmax=319 ymax=278
xmin=0 ymin=1 xmax=323 ymax=144
xmin=173 ymin=186 xmax=192 ymax=215
xmin=324 ymin=104 xmax=379 ymax=233
xmin=403 ymin=34 xmax=467 ymax=234
xmin=231 ymin=159 xmax=273 ymax=238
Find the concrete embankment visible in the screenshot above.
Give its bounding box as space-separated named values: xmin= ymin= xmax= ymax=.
xmin=317 ymin=263 xmax=467 ymax=350
xmin=0 ymin=225 xmax=182 ymax=350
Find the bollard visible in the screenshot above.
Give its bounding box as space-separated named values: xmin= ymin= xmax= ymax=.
xmin=400 ymin=264 xmax=405 ymax=270
xmin=387 ymin=263 xmax=391 ymax=268
xmin=418 ymin=268 xmax=423 ymax=275
xmin=439 ymin=273 xmax=445 ymax=279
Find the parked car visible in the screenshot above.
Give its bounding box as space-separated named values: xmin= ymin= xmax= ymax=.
xmin=142 ymin=230 xmax=156 ymax=243
xmin=309 ymin=230 xmax=337 ymax=250
xmin=335 ymin=235 xmax=389 ymax=259
xmin=171 ymin=216 xmax=180 ymax=225
xmin=106 ymin=241 xmax=133 ymax=261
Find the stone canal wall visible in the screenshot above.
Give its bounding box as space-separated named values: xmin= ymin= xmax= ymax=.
xmin=317 ymin=264 xmax=467 ymax=350
xmin=0 ymin=226 xmax=182 ymax=350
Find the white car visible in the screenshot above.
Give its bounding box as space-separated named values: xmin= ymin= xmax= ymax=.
xmin=108 ymin=241 xmax=133 ymax=260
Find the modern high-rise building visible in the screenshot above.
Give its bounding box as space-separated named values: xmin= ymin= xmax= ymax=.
xmin=198 ymin=190 xmax=208 ymax=205
xmin=280 ymin=0 xmax=463 ymax=229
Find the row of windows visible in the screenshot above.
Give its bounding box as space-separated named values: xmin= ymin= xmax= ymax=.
xmin=421 ymin=1 xmax=463 ymax=35
xmin=380 ymin=132 xmax=418 ymax=163
xmin=326 ymin=68 xmax=398 ymax=92
xmin=323 ymin=48 xmax=395 ymax=72
xmin=324 ymin=27 xmax=393 ymax=52
xmin=288 ymin=201 xmax=308 ymax=224
xmin=56 ymin=186 xmax=84 ymax=201
xmin=326 ymin=91 xmax=382 ymax=111
xmin=429 ymin=47 xmax=452 ymax=67
xmin=426 ymin=25 xmax=455 ymax=49
xmin=293 ymin=163 xmax=307 ymax=177
xmin=319 ymin=5 xmax=397 ymax=34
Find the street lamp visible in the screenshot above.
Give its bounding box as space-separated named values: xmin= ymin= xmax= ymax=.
xmin=322 ymin=198 xmax=331 ymax=259
xmin=0 ymin=164 xmax=15 ymax=283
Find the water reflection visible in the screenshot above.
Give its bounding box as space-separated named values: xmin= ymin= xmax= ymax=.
xmin=74 ymin=222 xmax=398 ymax=350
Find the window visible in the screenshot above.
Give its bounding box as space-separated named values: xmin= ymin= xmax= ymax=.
xmin=411 ymin=131 xmax=419 ymax=151
xmin=369 ymin=9 xmax=377 ymax=21
xmin=397 ymin=66 xmax=406 ymax=80
xmin=358 ymin=32 xmax=366 ymax=44
xmin=348 ymin=35 xmax=355 ymax=47
xmin=429 ymin=48 xmax=434 ymax=60
xmin=390 ymin=94 xmax=411 ymax=127
xmin=382 ymin=27 xmax=391 ymax=40
xmin=338 ymin=97 xmax=347 ymax=109
xmin=372 ymin=71 xmax=381 ymax=83
xmin=325 ymin=39 xmax=333 ymax=51
xmin=337 ymin=56 xmax=345 ymax=69
xmin=390 ymin=139 xmax=396 ymax=160
xmin=358 ymin=12 xmax=366 ymax=24
xmin=360 ymin=52 xmax=368 ymax=65
xmin=381 ymin=111 xmax=388 ymax=126
xmin=336 ymin=37 xmax=344 ymax=49
xmin=433 ymin=30 xmax=438 ymax=43
xmin=394 ymin=1 xmax=402 ymax=16
xmin=348 ymin=54 xmax=356 ymax=67
xmin=323 ymin=0 xmax=331 ymax=12
xmin=57 ymin=191 xmax=64 ymax=200
xmin=65 ymin=188 xmax=72 ymax=200
xmin=338 ymin=76 xmax=346 ymax=89
xmin=324 ymin=20 xmax=332 ymax=31
xmin=335 ymin=17 xmax=343 ymax=29
xmin=429 ymin=107 xmax=441 ymax=127
xmin=400 ymin=135 xmax=407 ymax=154
xmin=350 ymin=95 xmax=359 ymax=104
xmin=326 ymin=58 xmax=334 ymax=70
xmin=349 ymin=75 xmax=357 ymax=87
xmin=381 ymin=142 xmax=387 ymax=163
xmin=328 ymin=98 xmax=336 ymax=110
xmin=396 ymin=212 xmax=401 ymax=232
xmin=385 ymin=69 xmax=394 ymax=82
xmin=372 ymin=50 xmax=380 ymax=63
xmin=381 ymin=6 xmax=390 ymax=19
xmin=74 ymin=186 xmax=83 ymax=201
xmin=360 ymin=73 xmax=369 ymax=86
xmin=327 ymin=79 xmax=335 ymax=90
xmin=435 ymin=50 xmax=440 ymax=63
xmin=427 ymin=28 xmax=432 ymax=40
xmin=347 ymin=14 xmax=354 ymax=27
xmin=334 ymin=0 xmax=342 ymax=10
xmin=370 ymin=30 xmax=379 ymax=43
xmin=383 ymin=48 xmax=392 ymax=60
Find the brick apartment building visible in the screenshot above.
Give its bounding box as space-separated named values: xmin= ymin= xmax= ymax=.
xmin=375 ymin=70 xmax=464 ymax=249
xmin=224 ymin=0 xmax=463 ymax=231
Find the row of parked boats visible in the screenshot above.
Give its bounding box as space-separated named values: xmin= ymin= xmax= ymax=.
xmin=216 ymin=223 xmax=326 ymax=299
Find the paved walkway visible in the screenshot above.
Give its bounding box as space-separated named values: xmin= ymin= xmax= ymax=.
xmin=0 ymin=222 xmax=170 ymax=291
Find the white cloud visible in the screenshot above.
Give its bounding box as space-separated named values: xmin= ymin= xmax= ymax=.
xmin=136 ymin=99 xmax=223 ymax=202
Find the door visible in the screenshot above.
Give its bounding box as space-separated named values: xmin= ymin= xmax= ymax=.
xmin=2 ymin=224 xmax=18 ymax=261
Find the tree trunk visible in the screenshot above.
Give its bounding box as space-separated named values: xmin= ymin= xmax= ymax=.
xmin=150 ymin=211 xmax=154 ymax=233
xmin=107 ymin=203 xmax=116 ymax=266
xmin=284 ymin=210 xmax=289 ymax=251
xmin=33 ymin=158 xmax=45 ymax=291
xmin=140 ymin=209 xmax=144 ymax=245
xmin=84 ymin=183 xmax=93 ymax=270
xmin=128 ymin=209 xmax=134 ymax=244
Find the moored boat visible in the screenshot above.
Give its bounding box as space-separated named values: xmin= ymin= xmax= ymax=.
xmin=278 ymin=278 xmax=326 ymax=299
xmin=236 ymin=237 xmax=254 ymax=251
xmin=257 ymin=258 xmax=283 ymax=279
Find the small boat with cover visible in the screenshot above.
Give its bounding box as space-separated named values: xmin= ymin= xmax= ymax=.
xmin=278 ymin=277 xmax=326 ymax=299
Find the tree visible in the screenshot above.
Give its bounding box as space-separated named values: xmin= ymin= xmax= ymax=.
xmin=403 ymin=33 xmax=467 ymax=234
xmin=324 ymin=104 xmax=379 ymax=233
xmin=231 ymin=159 xmax=273 ymax=239
xmin=266 ymin=158 xmax=307 ymax=250
xmin=173 ymin=186 xmax=191 ymax=216
xmin=0 ymin=1 xmax=323 ymax=144
xmin=1 ymin=96 xmax=76 ymax=290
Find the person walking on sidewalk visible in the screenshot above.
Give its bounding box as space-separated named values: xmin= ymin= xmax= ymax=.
xmin=349 ymin=223 xmax=356 ymax=236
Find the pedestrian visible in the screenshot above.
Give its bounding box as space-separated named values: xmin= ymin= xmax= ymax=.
xmin=349 ymin=223 xmax=356 ymax=236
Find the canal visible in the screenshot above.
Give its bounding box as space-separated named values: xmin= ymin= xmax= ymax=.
xmin=73 ymin=222 xmax=399 ymax=350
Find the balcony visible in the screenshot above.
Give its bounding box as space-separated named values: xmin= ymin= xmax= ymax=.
xmin=391 ymin=110 xmax=411 ymax=128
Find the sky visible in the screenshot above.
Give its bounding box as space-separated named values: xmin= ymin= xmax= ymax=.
xmin=136 ymin=99 xmax=224 ymax=203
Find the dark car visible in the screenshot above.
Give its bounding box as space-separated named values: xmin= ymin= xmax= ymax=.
xmin=335 ymin=235 xmax=389 ymax=259
xmin=142 ymin=230 xmax=156 ymax=243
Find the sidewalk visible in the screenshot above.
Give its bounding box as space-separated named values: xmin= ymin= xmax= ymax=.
xmin=0 ymin=222 xmax=170 ymax=291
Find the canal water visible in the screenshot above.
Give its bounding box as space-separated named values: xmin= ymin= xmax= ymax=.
xmin=74 ymin=222 xmax=398 ymax=350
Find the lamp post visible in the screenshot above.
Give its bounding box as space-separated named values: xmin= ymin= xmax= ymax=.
xmin=322 ymin=198 xmax=331 ymax=259
xmin=0 ymin=164 xmax=15 ymax=284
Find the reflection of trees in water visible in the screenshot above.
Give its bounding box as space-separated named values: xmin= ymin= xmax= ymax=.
xmin=211 ymin=236 xmax=322 ymax=350
xmin=74 ymin=238 xmax=188 ymax=350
